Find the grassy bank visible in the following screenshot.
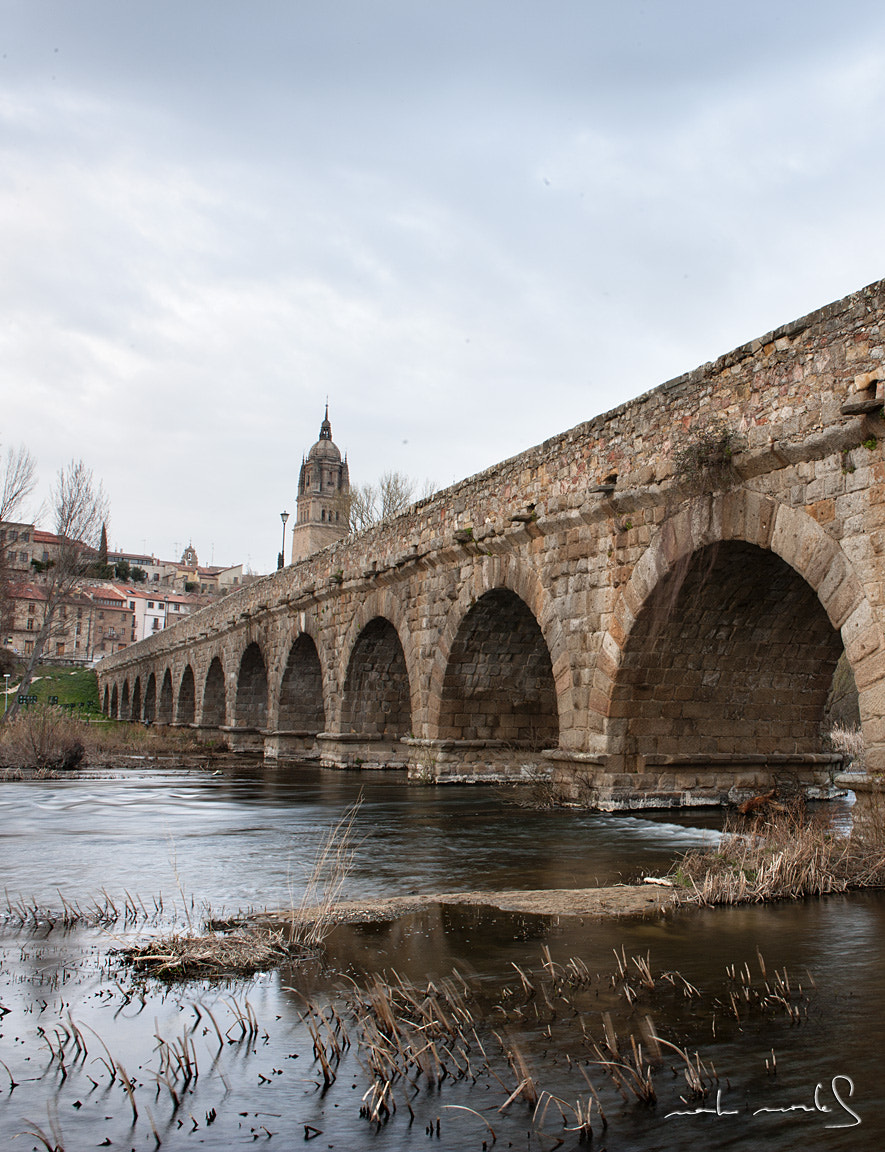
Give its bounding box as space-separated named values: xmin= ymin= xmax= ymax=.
xmin=3 ymin=662 xmax=100 ymax=711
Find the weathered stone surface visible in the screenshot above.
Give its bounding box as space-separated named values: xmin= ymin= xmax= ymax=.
xmin=98 ymin=278 xmax=885 ymax=805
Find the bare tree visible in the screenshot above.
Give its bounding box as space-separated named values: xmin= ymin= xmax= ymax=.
xmin=338 ymin=471 xmax=436 ymax=533
xmin=0 ymin=443 xmax=37 ymax=523
xmin=2 ymin=459 xmax=109 ymax=722
xmin=0 ymin=444 xmax=38 ymax=672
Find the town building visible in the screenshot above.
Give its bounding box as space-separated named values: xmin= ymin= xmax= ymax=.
xmin=2 ymin=580 xmax=133 ymax=662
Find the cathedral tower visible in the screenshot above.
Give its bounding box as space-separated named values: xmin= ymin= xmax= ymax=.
xmin=290 ymin=406 xmax=350 ymax=562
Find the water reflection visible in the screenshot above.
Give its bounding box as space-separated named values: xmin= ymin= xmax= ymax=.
xmin=0 ymin=762 xmax=878 ymax=1151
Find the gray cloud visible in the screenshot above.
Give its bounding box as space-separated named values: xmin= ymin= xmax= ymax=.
xmin=4 ymin=1 xmax=885 ymax=568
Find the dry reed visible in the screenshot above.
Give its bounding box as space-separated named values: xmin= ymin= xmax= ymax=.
xmin=286 ymin=797 xmax=362 ymax=949
xmin=671 ymin=805 xmax=885 ymax=905
xmin=121 ymin=927 xmax=291 ymax=978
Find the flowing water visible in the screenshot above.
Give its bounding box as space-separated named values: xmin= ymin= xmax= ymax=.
xmin=0 ymin=761 xmax=880 ymax=1150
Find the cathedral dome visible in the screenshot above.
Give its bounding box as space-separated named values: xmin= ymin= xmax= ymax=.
xmin=306 ymin=406 xmax=342 ymax=462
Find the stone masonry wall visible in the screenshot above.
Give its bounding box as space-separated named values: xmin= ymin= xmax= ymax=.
xmin=98 ymin=278 xmax=885 ymax=803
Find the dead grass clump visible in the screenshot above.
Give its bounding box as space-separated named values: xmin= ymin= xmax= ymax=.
xmin=828 ymin=724 xmax=866 ymax=771
xmin=0 ymin=706 xmax=87 ymax=771
xmin=83 ymin=720 xmax=212 ymax=755
xmin=121 ymin=928 xmax=292 ymax=978
xmin=672 ymin=419 xmax=739 ymax=494
xmin=671 ymin=807 xmax=885 ymax=905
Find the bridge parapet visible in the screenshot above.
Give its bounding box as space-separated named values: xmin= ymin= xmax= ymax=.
xmin=99 ymin=278 xmax=885 ymax=805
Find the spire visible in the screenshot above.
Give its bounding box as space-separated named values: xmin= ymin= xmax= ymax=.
xmin=319 ymin=403 xmax=332 ymax=441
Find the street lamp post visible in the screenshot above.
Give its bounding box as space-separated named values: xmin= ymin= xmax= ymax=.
xmin=4 ymin=673 xmax=9 ymax=715
xmin=278 ymin=510 xmax=289 ymax=570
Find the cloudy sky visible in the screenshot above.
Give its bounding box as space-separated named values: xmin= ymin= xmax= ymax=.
xmin=4 ymin=1 xmax=885 ymax=571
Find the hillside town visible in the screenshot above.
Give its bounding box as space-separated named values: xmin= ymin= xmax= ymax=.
xmin=1 ymin=521 xmax=250 ymax=664
xmin=0 ymin=408 xmax=355 ymax=674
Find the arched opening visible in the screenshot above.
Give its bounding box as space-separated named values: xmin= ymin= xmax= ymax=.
xmin=341 ymin=617 xmax=411 ymax=737
xmin=176 ymin=665 xmax=196 ymax=726
xmin=103 ymin=684 xmax=110 ymax=715
xmin=235 ymin=643 xmax=267 ymax=729
xmin=608 ymin=541 xmax=847 ymax=765
xmin=110 ymin=683 xmax=118 ymax=719
xmin=158 ymin=669 xmax=173 ymax=724
xmin=438 ymin=589 xmax=559 ymax=749
xmin=131 ymin=677 xmax=142 ymax=722
xmin=202 ymin=658 xmax=226 ymax=726
xmin=278 ymin=634 xmax=325 ymax=731
xmin=143 ymin=673 xmax=157 ymax=724
xmin=121 ymin=680 xmax=131 ymax=719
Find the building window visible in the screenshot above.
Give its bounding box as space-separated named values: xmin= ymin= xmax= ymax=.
xmin=24 ymin=640 xmax=34 ymax=654
xmin=148 ymin=602 xmax=154 ymax=609
xmin=19 ymin=551 xmax=27 ymax=563
xmin=56 ymin=643 xmax=64 ymax=656
xmin=26 ymin=618 xmax=35 ymax=631
xmin=28 ymin=604 xmax=36 ymax=615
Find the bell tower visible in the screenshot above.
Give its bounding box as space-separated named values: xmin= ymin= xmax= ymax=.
xmin=290 ymin=406 xmax=350 ymax=562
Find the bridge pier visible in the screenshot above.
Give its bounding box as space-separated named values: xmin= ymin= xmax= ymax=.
xmin=317 ymin=732 xmax=410 ymax=770
xmin=549 ymin=752 xmax=845 ymax=811
xmin=220 ymin=726 xmax=266 ymax=754
xmin=191 ymin=724 xmax=224 ymax=745
xmin=404 ymin=738 xmax=554 ymax=783
xmin=263 ymin=732 xmax=321 ymax=761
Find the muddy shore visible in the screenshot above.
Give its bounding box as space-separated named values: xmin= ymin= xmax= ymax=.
xmin=260 ymin=881 xmax=680 ymax=930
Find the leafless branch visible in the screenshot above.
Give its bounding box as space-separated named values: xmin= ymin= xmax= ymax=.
xmin=0 ymin=444 xmax=37 ymax=524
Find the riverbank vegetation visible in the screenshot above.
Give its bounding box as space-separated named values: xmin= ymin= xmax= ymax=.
xmin=0 ymin=704 xmax=217 ymax=774
xmin=671 ymin=795 xmax=885 ymax=905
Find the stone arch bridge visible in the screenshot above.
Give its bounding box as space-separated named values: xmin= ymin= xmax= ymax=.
xmin=98 ymin=280 xmax=885 ymax=808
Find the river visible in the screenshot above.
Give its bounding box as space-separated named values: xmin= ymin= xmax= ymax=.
xmin=1 ymin=761 xmax=880 ymax=1150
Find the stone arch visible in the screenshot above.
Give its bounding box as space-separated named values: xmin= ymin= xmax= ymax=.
xmin=598 ymin=491 xmax=885 ymax=768
xmin=103 ymin=684 xmax=110 ymax=716
xmin=158 ymin=669 xmax=174 ymax=724
xmin=201 ymin=657 xmax=226 ymax=727
xmin=235 ymin=642 xmax=268 ymax=729
xmin=176 ymin=665 xmax=196 ymax=726
xmin=131 ymin=677 xmax=142 ymax=722
xmin=143 ymin=672 xmax=157 ymax=724
xmin=338 ymin=590 xmax=417 ymax=688
xmin=278 ymin=633 xmax=325 ymax=732
xmin=435 ymin=588 xmax=559 ymax=749
xmin=110 ymin=683 xmax=118 ymax=719
xmin=427 ymin=556 xmax=573 ymax=745
xmin=340 ymin=617 xmax=412 ymax=738
xmin=121 ymin=680 xmax=131 ymax=719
